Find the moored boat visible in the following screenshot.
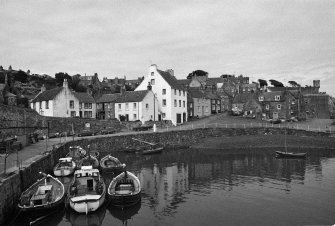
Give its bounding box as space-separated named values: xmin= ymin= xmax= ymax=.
xmin=140 ymin=145 xmax=164 ymax=155
xmin=108 ymin=171 xmax=141 ymax=207
xmin=77 ymin=154 xmax=100 ymax=169
xmin=67 ymin=146 xmax=87 ymax=166
xmin=68 ymin=166 xmax=106 ymax=214
xmin=100 ymin=154 xmax=126 ymax=173
xmin=54 ymin=157 xmax=76 ymax=177
xmin=18 ymin=172 xmax=66 ymax=216
xmin=275 ymin=151 xmax=307 ymax=158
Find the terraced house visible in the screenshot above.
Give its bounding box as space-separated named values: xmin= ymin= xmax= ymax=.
xmin=135 ymin=64 xmax=188 ymax=125
xmin=30 ymin=79 xmax=96 ymax=118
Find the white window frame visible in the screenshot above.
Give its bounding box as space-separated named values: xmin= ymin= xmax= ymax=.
xmin=277 ymin=104 xmax=281 ymax=110
xmin=275 ymin=95 xmax=280 ymax=101
xmin=259 ymin=96 xmax=264 ymax=101
xmin=266 ymin=104 xmax=269 ymax=110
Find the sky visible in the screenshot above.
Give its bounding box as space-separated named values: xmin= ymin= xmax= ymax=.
xmin=1 ymin=0 xmax=334 ymax=96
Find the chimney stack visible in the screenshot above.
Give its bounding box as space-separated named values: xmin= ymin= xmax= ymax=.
xmin=63 ymin=79 xmax=68 ymax=88
xmin=120 ymin=85 xmax=126 ymax=95
xmin=41 ymin=84 xmax=46 ymax=93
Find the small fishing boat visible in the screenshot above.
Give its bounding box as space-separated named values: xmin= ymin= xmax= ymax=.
xmin=18 ymin=172 xmax=66 ymax=216
xmin=275 ymin=129 xmax=307 ymax=159
xmin=77 ymin=154 xmax=99 ymax=169
xmin=67 ymin=146 xmax=87 ymax=166
xmin=67 ymin=203 xmax=106 ymax=226
xmin=100 ymin=155 xmax=126 ymax=173
xmin=141 ymin=145 xmax=164 ymax=155
xmin=54 ymin=157 xmax=76 ymax=177
xmin=132 ymin=138 xmax=164 ymax=155
xmin=68 ymin=166 xmax=106 ymax=214
xmin=275 ymin=151 xmax=306 ymax=158
xmin=108 ymin=171 xmax=141 ymax=207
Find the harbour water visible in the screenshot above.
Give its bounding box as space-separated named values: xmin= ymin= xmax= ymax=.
xmin=11 ymin=147 xmax=335 ymax=226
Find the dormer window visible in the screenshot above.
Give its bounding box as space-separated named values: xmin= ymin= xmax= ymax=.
xmin=259 ymin=96 xmax=264 ymax=101
xmin=275 ymin=95 xmax=280 ymax=101
xmin=151 ymin=72 xmax=154 ymax=76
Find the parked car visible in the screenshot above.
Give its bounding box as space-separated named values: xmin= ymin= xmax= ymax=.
xmin=269 ymin=118 xmax=281 ymax=124
xmin=100 ymin=128 xmax=116 ymax=135
xmin=77 ymin=130 xmax=94 ymax=137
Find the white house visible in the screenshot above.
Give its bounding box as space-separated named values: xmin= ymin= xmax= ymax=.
xmin=30 ymin=79 xmax=96 ymax=118
xmin=135 ymin=64 xmax=188 ymax=125
xmin=114 ymin=89 xmax=159 ymax=123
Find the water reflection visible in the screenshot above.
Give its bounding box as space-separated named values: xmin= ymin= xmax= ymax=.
xmin=66 ymin=206 xmax=106 ymax=226
xmin=108 ymin=202 xmax=141 ymax=225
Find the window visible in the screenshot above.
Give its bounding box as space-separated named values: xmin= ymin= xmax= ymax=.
xmin=71 ymin=111 xmax=76 ymax=117
xmin=133 ymin=114 xmax=137 ymax=120
xmin=39 ymin=101 xmax=42 ymax=109
xmin=125 ymin=103 xmax=129 ymax=111
xmin=174 ymin=100 xmax=177 ymax=107
xmin=118 ymin=104 xmax=122 ymax=111
xmin=266 ymin=104 xmax=269 ymax=110
xmin=277 ymin=104 xmax=281 ymax=110
xmin=183 ymin=101 xmax=185 ymax=107
xmin=151 ymin=79 xmax=155 ymax=85
xmin=179 ymin=90 xmax=181 ymax=96
xmin=259 ymin=96 xmax=264 ymax=101
xmin=174 ymin=89 xmax=177 ymax=95
xmin=163 ymin=99 xmax=166 ymax=107
xmin=179 ymin=100 xmax=181 ymax=107
xmin=198 ymin=106 xmax=201 ymax=112
xmin=79 ymin=102 xmax=82 ymax=109
xmin=84 ymin=103 xmax=88 ymax=109
xmin=146 ymin=103 xmax=149 ymax=109
xmin=70 ymin=100 xmax=74 ymax=109
xmin=183 ymin=91 xmax=185 ymax=96
xmin=275 ymin=95 xmax=280 ymax=101
xmin=133 ymin=103 xmax=137 ymax=109
xmin=45 ymin=100 xmax=49 ymax=109
xmin=162 ymin=89 xmax=166 ymax=95
xmin=206 ymin=106 xmax=209 ymax=112
xmin=151 ymin=72 xmax=154 ymax=76
xmin=84 ymin=111 xmax=92 ymax=118
xmin=292 ymin=99 xmax=296 ymax=105
xmin=162 ymin=113 xmax=166 ymax=118
xmin=33 ymin=103 xmax=36 ymax=110
xmin=89 ymin=103 xmax=92 ymax=109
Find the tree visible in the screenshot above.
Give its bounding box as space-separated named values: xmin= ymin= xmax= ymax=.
xmin=14 ymin=70 xmax=28 ymax=83
xmin=187 ymin=70 xmax=208 ymax=79
xmin=288 ymin=81 xmax=300 ymax=87
xmin=269 ymin=79 xmax=284 ymax=87
xmin=258 ymin=79 xmax=268 ymax=87
xmin=55 ymin=72 xmax=72 ymax=86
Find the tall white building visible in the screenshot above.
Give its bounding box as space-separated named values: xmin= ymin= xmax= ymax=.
xmin=135 ymin=64 xmax=188 ymax=125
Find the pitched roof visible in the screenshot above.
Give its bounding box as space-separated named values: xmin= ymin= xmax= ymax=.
xmin=207 ymin=77 xmax=224 ymax=85
xmin=205 ymin=92 xmax=220 ymax=100
xmin=31 ymin=87 xmax=63 ymax=103
xmin=188 ymin=88 xmax=206 ymax=98
xmin=261 ymin=91 xmax=285 ymax=101
xmin=74 ymin=92 xmax=95 ymax=103
xmin=177 ymin=79 xmax=191 ymax=85
xmin=96 ymin=93 xmax=121 ymax=103
xmin=157 ymin=69 xmax=186 ymax=91
xmin=114 ymin=90 xmax=149 ymax=103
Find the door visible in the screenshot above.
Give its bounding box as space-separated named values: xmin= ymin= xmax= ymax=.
xmin=273 ymin=112 xmax=278 ymax=119
xmin=183 ymin=113 xmax=186 ymax=122
xmin=158 ymin=114 xmax=162 ymax=121
xmin=176 ymin=114 xmax=181 ymax=123
xmin=79 ymin=111 xmax=82 ymax=118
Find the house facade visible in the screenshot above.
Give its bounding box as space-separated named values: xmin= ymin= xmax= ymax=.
xmin=30 ymin=79 xmax=96 ymax=118
xmin=135 ymin=64 xmax=188 ymax=125
xmin=188 ymin=88 xmax=211 ymax=118
xmin=258 ymin=91 xmax=288 ymax=120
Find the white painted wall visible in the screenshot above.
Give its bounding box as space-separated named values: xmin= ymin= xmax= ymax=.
xmin=136 ymin=65 xmax=188 ymax=125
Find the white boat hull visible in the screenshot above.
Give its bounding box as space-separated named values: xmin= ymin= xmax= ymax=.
xmin=69 ymin=195 xmax=105 ymax=213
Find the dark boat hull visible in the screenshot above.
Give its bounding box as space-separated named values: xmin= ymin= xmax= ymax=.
xmin=275 ymin=151 xmax=306 ymax=158
xmin=141 ymin=147 xmax=164 ymax=155
xmin=108 ymin=192 xmax=141 ymax=207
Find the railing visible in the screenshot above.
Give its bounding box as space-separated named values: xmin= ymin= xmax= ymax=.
xmin=155 ymin=122 xmax=334 ymax=134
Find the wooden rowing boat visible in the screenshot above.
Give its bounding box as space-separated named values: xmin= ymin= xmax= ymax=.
xmin=18 ymin=172 xmax=66 ymax=216
xmin=53 ymin=157 xmax=76 ymax=177
xmin=100 ymin=154 xmax=126 ymax=173
xmin=108 ymin=171 xmax=141 ymax=207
